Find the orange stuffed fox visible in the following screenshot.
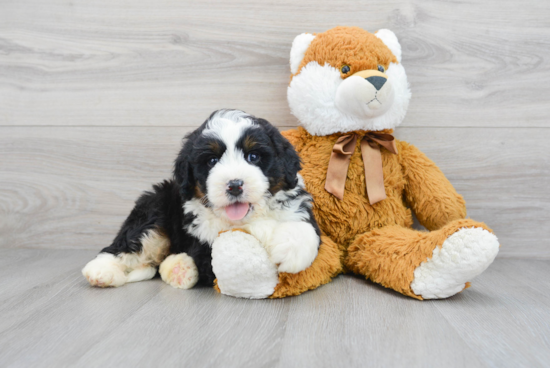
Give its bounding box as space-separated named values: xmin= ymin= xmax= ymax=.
xmin=214 ymin=26 xmax=499 ymax=300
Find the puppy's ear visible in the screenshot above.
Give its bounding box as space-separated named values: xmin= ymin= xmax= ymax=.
xmin=279 ymin=137 xmax=302 ymax=190
xmin=257 ymin=118 xmax=302 ymax=190
xmin=174 ymin=136 xmax=196 ymax=201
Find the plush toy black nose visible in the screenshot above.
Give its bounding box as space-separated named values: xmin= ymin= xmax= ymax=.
xmin=227 ymin=180 xmax=244 ymax=197
xmin=366 ymin=76 xmax=387 ymax=91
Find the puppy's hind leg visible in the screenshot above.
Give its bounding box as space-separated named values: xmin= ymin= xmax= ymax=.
xmin=83 ymin=228 xmax=170 ymax=288
xmin=83 ymin=184 xmax=173 ymax=287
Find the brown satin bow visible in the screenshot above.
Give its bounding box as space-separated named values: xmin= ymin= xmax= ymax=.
xmin=324 ymin=132 xmax=398 ymax=204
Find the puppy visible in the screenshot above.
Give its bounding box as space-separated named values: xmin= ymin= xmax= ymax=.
xmin=82 ymin=109 xmax=321 ymax=290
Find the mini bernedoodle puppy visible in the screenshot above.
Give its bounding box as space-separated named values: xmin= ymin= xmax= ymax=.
xmin=82 ymin=109 xmax=321 ymax=290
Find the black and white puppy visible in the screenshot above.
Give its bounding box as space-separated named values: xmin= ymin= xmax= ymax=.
xmin=82 ymin=109 xmax=321 ymax=291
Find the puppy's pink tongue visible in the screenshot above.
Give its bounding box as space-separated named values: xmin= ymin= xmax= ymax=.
xmin=225 ymin=202 xmax=250 ymax=221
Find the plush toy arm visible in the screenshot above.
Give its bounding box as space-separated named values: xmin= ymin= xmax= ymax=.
xmin=398 ymin=141 xmax=467 ymax=231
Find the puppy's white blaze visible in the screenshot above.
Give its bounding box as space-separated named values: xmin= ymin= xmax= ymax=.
xmin=288 ymin=61 xmax=410 ymax=135
xmin=203 ymin=111 xmax=257 ymax=151
xmin=206 ymin=147 xmax=269 ymax=209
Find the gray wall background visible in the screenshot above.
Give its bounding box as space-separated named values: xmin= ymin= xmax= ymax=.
xmin=1 ymin=0 xmax=548 ymax=258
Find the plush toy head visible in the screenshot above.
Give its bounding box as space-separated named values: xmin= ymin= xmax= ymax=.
xmin=287 ymin=26 xmax=411 ymax=136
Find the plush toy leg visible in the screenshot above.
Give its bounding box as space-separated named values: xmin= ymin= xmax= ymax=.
xmin=212 ymin=230 xmax=280 ymax=299
xmin=270 ymin=235 xmax=343 ymax=298
xmin=346 ymin=219 xmax=500 ymax=300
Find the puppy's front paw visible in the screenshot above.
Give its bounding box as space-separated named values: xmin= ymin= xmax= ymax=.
xmin=159 ymin=253 xmax=199 ymax=289
xmin=82 ymin=253 xmax=127 ymax=288
xmin=268 ymin=222 xmax=319 ymax=274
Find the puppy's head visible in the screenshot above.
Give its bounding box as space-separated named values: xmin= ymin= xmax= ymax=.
xmin=175 ymin=109 xmax=301 ymax=222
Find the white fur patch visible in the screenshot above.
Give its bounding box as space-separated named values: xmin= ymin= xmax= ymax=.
xmin=267 ymin=221 xmax=319 ymax=273
xmin=287 ymin=61 xmax=410 ymax=135
xmin=82 ymin=229 xmax=169 ymax=287
xmin=82 ymin=253 xmax=128 ymax=288
xmin=410 ymin=227 xmax=500 ymax=299
xmin=212 ymin=231 xmax=279 ymax=299
xmin=159 ymin=253 xmax=199 ymax=289
xmin=290 ymin=33 xmax=316 ymax=74
xmin=375 ymin=29 xmax=402 ymax=63
xmin=203 ymin=110 xmax=256 ymax=147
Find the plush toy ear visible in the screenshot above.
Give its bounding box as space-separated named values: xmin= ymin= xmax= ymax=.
xmin=290 ymin=33 xmax=316 ymax=74
xmin=375 ymin=29 xmax=402 ymax=63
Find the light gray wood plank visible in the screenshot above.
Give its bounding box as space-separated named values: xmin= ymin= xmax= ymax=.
xmin=74 ymin=286 xmax=289 ymax=368
xmin=0 ymin=250 xmax=98 ymax=333
xmin=1 ymin=126 xmax=547 ymax=258
xmin=1 ymin=0 xmax=549 ymax=128
xmin=277 ymin=276 xmax=485 ymax=368
xmin=0 ymin=249 xmax=96 ymax=302
xmin=433 ymin=260 xmax=550 ymax=368
xmin=0 ymin=252 xmax=548 ymax=368
xmin=0 ymin=254 xmax=164 ymax=367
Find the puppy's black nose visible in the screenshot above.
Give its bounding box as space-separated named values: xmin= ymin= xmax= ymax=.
xmin=227 ymin=180 xmax=244 ymax=197
xmin=366 ymin=76 xmax=387 ymax=91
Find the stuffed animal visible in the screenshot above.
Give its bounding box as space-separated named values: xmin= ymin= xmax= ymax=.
xmin=277 ymin=26 xmax=500 ymax=299
xmin=213 ymin=26 xmax=500 ymax=300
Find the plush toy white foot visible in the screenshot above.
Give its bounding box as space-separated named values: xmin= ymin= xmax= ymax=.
xmin=410 ymin=227 xmax=500 ymax=299
xmin=82 ymin=253 xmax=127 ymax=287
xmin=159 ymin=253 xmax=199 ymax=289
xmin=212 ymin=231 xmax=279 ymax=299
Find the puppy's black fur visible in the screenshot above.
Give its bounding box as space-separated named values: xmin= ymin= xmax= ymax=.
xmin=100 ymin=110 xmax=319 ymax=286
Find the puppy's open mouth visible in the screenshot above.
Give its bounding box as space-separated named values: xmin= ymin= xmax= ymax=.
xmin=225 ymin=202 xmax=250 ymax=221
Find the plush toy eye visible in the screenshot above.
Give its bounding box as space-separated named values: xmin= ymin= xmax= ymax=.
xmin=207 ymin=157 xmax=219 ymax=167
xmin=341 ymin=65 xmax=351 ymax=74
xmin=377 ymin=65 xmax=385 ymax=73
xmin=246 ymin=152 xmax=260 ymax=163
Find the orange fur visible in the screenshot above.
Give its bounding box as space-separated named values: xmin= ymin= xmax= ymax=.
xmin=276 ymin=26 xmax=495 ymax=299
xmin=280 ymin=126 xmax=485 ymax=298
xmin=346 ymin=219 xmax=493 ymax=299
xmin=292 ymin=26 xmax=398 ymax=80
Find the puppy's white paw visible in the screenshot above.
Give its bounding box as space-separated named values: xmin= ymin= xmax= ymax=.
xmin=268 ymin=222 xmax=319 ymax=274
xmin=82 ymin=253 xmax=127 ymax=288
xmin=411 ymin=227 xmax=500 ymax=299
xmin=159 ymin=253 xmax=199 ymax=289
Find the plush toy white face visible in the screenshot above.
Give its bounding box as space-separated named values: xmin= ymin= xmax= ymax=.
xmin=287 ymin=28 xmax=411 ymax=136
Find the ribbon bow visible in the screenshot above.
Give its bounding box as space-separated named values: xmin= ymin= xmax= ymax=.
xmin=324 ymin=132 xmax=398 ymax=205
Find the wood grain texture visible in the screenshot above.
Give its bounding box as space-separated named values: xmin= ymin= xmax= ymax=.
xmin=1 ymin=126 xmax=547 ymax=258
xmin=1 ymin=0 xmax=549 ymax=127
xmin=0 ymin=249 xmax=548 ymax=368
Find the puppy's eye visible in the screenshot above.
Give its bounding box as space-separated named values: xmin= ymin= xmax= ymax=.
xmin=377 ymin=65 xmax=385 ymax=73
xmin=341 ymin=65 xmax=351 ymax=74
xmin=207 ymin=157 xmax=219 ymax=167
xmin=246 ymin=152 xmax=260 ymax=163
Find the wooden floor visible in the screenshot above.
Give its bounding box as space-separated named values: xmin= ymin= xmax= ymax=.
xmin=0 ymin=249 xmax=548 ymax=368
xmin=2 ymin=0 xmax=550 ymax=367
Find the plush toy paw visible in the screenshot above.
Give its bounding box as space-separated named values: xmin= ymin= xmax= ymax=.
xmin=212 ymin=230 xmax=279 ymax=299
xmin=268 ymin=222 xmax=319 ymax=274
xmin=82 ymin=253 xmax=127 ymax=287
xmin=411 ymin=227 xmax=500 ymax=299
xmin=159 ymin=253 xmax=199 ymax=289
